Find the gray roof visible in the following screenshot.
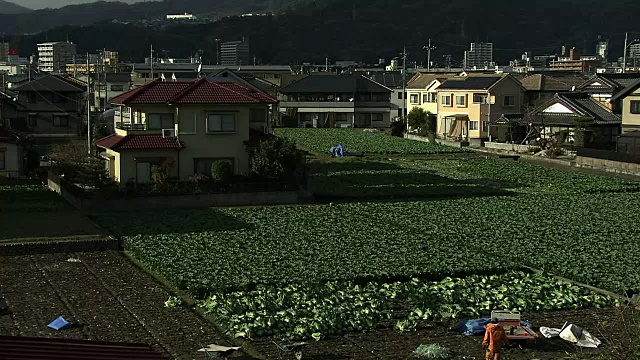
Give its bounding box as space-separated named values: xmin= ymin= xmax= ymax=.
xmin=280 ymin=74 xmax=391 ymax=94
xmin=532 ymin=93 xmax=621 ymax=125
xmin=133 ymin=64 xmax=292 ymax=73
xmin=90 ymin=73 xmax=131 ymax=83
xmin=438 ymin=76 xmax=502 ymax=90
xmin=12 ymin=74 xmax=85 ymax=93
xmin=360 ymin=72 xmax=405 ymax=88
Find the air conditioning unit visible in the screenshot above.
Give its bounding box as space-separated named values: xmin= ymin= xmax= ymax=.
xmin=162 ymin=128 xmax=176 ymax=138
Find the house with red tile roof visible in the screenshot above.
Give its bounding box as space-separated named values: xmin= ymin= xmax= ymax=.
xmin=96 ymin=77 xmax=276 ymax=185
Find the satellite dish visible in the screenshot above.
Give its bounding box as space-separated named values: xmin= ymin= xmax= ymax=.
xmin=197 ymin=63 xmax=202 ymax=73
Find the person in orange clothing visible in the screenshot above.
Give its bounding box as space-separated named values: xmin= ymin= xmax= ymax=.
xmin=483 ymin=318 xmax=509 ymax=360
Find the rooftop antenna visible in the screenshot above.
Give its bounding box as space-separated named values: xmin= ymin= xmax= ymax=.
xmin=196 ymin=63 xmax=202 ymax=78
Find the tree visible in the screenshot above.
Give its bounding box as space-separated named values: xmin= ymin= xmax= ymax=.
xmin=49 ymin=142 xmax=110 ymax=187
xmin=250 ymin=137 xmax=303 ymax=180
xmin=151 ymin=158 xmax=176 ymax=193
xmin=407 ymin=108 xmax=437 ymax=141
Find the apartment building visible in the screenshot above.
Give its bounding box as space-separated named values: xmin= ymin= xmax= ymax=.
xmin=37 ymin=42 xmax=77 ymax=73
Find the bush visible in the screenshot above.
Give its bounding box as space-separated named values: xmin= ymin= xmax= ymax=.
xmin=211 ymin=160 xmax=234 ymax=183
xmin=250 ymin=137 xmax=303 ymax=180
xmin=152 ymin=158 xmax=176 ymax=193
xmin=407 ymin=108 xmax=436 ymax=141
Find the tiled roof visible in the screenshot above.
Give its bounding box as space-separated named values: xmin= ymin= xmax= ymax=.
xmin=12 ymin=74 xmax=86 ymax=93
xmin=611 ymin=79 xmax=640 ymax=101
xmin=0 ymin=336 xmax=168 ymax=360
xmin=280 ymin=74 xmax=391 ymax=94
xmin=438 ymin=76 xmax=503 ymax=90
xmin=531 ymin=93 xmax=621 ymax=125
xmin=96 ymin=134 xmax=185 ymax=151
xmin=110 ymin=79 xmax=276 ymax=105
xmin=407 ymin=73 xmax=453 ymax=89
xmin=520 ymin=73 xmax=589 ymax=92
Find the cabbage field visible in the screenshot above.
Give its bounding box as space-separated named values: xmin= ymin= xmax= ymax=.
xmin=274 ymin=128 xmax=468 ymax=155
xmin=96 ymin=133 xmax=640 ymax=341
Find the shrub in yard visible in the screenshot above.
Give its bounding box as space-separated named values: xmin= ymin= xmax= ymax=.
xmin=413 ymin=344 xmax=451 ymax=359
xmin=250 ymin=137 xmax=303 ymax=180
xmin=152 ymin=158 xmax=176 ymax=193
xmin=407 ymin=108 xmax=436 ymax=141
xmin=211 ymin=160 xmax=234 ymax=183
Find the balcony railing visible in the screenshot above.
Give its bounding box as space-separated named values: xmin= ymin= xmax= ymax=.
xmin=116 ymin=122 xmax=146 ymax=131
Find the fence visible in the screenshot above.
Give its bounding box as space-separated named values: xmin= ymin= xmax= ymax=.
xmin=48 ymin=172 xmax=302 ymax=213
xmin=576 ymin=148 xmax=640 ymax=165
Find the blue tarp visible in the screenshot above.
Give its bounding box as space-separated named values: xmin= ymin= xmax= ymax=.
xmin=48 ymin=316 xmax=71 ymax=331
xmin=330 ymin=144 xmax=345 ymax=157
xmin=451 ymin=318 xmax=534 ymax=336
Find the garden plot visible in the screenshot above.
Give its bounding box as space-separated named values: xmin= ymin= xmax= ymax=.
xmin=274 ymin=128 xmax=467 ymax=155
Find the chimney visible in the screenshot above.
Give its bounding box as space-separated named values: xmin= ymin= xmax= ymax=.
xmin=570 ymin=47 xmax=576 ymax=60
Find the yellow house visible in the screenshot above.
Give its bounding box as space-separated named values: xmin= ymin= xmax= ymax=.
xmin=436 ymin=74 xmax=524 ymax=144
xmin=96 ymin=77 xmax=277 ymax=185
xmin=612 ymin=81 xmax=640 ymax=134
xmin=406 ymin=73 xmax=453 ymax=115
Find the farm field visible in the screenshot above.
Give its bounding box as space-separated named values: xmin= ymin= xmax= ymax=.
xmin=93 ymin=129 xmax=640 ymax=356
xmin=274 ymin=128 xmax=469 ymax=155
xmin=0 ymin=251 xmax=251 ymax=359
xmin=0 ymin=185 xmax=105 ymax=242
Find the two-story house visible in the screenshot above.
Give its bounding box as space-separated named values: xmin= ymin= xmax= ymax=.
xmin=610 ymin=79 xmax=640 ymax=134
xmin=279 ymin=74 xmax=393 ymax=128
xmin=577 ymin=73 xmax=640 ymax=112
xmin=96 ymin=77 xmax=276 ymax=185
xmin=88 ymin=72 xmax=132 ymax=111
xmin=10 ymin=74 xmax=86 ymax=140
xmin=528 ymin=92 xmax=621 ymax=148
xmin=519 ymin=72 xmax=590 ymax=109
xmin=406 ymin=73 xmax=453 ymax=116
xmin=436 ymin=74 xmax=524 ymax=145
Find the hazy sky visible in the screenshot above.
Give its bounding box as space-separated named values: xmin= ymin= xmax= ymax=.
xmin=12 ymin=0 xmax=145 ymax=10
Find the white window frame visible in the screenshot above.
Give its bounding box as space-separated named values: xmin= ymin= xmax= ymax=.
xmin=456 ymin=95 xmax=467 ymax=107
xmin=206 ymin=113 xmax=236 ymax=133
xmin=503 ymin=95 xmax=516 ymax=107
xmin=469 ymin=120 xmax=479 ymax=131
xmin=442 ymin=95 xmax=452 ymax=107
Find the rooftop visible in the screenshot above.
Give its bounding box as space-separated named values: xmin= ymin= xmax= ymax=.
xmin=519 ymin=73 xmax=590 ymax=92
xmin=531 ymin=92 xmax=621 ymax=125
xmin=438 ymin=76 xmax=503 ymax=90
xmin=110 ymin=78 xmax=277 ymax=105
xmin=12 ymin=74 xmax=85 ymax=93
xmin=96 ymin=134 xmax=185 ymax=151
xmin=280 ymin=74 xmax=391 ymax=94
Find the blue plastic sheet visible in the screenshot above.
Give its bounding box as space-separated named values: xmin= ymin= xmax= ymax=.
xmin=330 ymin=144 xmax=345 ymax=157
xmin=48 ymin=316 xmax=71 ymax=331
xmin=451 ymin=318 xmax=534 ymax=336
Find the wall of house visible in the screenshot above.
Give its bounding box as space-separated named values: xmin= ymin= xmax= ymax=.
xmin=621 ymin=88 xmax=640 ymax=132
xmin=16 ymin=91 xmax=85 ymax=137
xmin=111 ymin=149 xmax=180 ymax=184
xmin=0 ymin=142 xmax=21 ymax=177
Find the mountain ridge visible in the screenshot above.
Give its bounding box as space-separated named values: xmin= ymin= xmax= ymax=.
xmin=0 ymin=0 xmax=31 ymax=14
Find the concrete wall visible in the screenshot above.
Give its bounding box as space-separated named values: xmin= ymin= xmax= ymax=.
xmin=484 ymin=142 xmax=538 ymax=153
xmin=575 ymin=156 xmax=640 ymax=176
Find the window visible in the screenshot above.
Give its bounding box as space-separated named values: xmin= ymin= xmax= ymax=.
xmin=631 ymin=100 xmax=640 ymax=114
xmin=398 ymin=92 xmax=403 ymax=100
xmin=473 ymin=93 xmax=488 ymax=104
xmin=53 ymin=115 xmax=69 ymax=127
xmin=482 ymin=120 xmax=488 ymax=132
xmin=110 ymin=84 xmax=125 ymax=91
xmin=469 ymin=120 xmax=479 ymax=130
xmin=136 ymin=162 xmax=152 ymax=183
xmin=409 ymin=93 xmax=420 ymax=104
xmin=503 ymin=95 xmax=516 ymax=107
xmin=194 ymin=158 xmax=234 ymax=176
xmin=423 ymin=93 xmax=437 ymax=103
xmin=28 ymin=114 xmax=37 ymax=127
xmin=336 ymin=113 xmax=348 ymax=122
xmin=456 ymin=95 xmax=467 ymax=107
xmin=371 ymin=113 xmax=384 ymax=122
xmin=147 ymin=113 xmax=174 ymax=130
xmin=442 ymin=95 xmax=452 ymax=107
xmin=0 ymin=150 xmax=5 ymax=170
xmin=206 ymin=113 xmax=236 ymax=133
xmin=250 ymin=108 xmax=267 ymax=123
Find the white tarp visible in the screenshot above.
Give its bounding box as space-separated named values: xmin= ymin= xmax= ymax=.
xmin=541 ymin=323 xmax=601 ymax=348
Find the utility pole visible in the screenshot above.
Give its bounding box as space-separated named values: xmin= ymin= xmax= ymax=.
xmin=97 ymin=53 xmax=101 ymax=112
xmin=623 ymin=32 xmax=628 ymax=74
xmin=402 ymin=46 xmax=408 ymax=136
xmin=103 ymin=49 xmax=108 ymax=110
xmin=215 ymin=38 xmax=221 ymax=65
xmin=325 ymin=57 xmax=328 ymax=72
xmin=86 ymin=53 xmax=91 ymax=155
xmin=425 ymin=39 xmax=434 ymax=72
xmin=150 ymin=44 xmax=154 ymax=80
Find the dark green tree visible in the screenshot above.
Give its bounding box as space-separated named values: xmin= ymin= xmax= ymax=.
xmin=250 ymin=137 xmax=303 ymax=180
xmin=407 ymin=108 xmax=437 ymax=141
